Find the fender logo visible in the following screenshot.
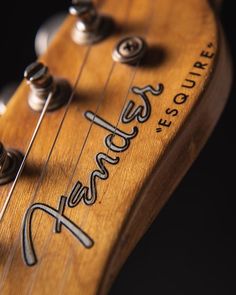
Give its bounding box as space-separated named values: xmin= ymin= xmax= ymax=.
xmin=22 ymin=84 xmax=164 ymax=266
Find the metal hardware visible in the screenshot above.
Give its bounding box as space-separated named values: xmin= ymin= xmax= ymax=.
xmin=35 ymin=13 xmax=66 ymax=57
xmin=24 ymin=62 xmax=71 ymax=112
xmin=69 ymin=0 xmax=113 ymax=45
xmin=0 ymin=142 xmax=23 ymax=185
xmin=112 ymin=36 xmax=147 ymax=64
xmin=0 ymin=83 xmax=18 ymax=115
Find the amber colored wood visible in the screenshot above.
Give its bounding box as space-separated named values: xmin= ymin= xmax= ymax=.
xmin=0 ymin=0 xmax=232 ymax=294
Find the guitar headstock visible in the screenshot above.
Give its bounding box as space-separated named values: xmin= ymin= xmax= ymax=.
xmin=0 ymin=0 xmax=232 ymax=294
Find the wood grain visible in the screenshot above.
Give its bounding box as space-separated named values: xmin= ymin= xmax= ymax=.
xmin=0 ymin=0 xmax=232 ymax=294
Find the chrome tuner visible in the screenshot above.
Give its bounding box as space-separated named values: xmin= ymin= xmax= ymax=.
xmin=24 ymin=62 xmax=71 ymax=112
xmin=69 ymin=0 xmax=114 ymax=45
xmin=0 ymin=83 xmax=18 ymax=115
xmin=0 ymin=142 xmax=23 ymax=185
xmin=35 ymin=13 xmax=66 ymax=57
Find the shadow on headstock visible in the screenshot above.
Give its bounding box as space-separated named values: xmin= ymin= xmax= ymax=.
xmin=141 ymin=46 xmax=167 ymax=68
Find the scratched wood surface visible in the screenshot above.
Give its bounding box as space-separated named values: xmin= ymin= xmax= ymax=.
xmin=0 ymin=0 xmax=232 ymax=294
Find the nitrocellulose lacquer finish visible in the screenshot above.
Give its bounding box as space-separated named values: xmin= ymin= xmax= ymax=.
xmin=0 ymin=0 xmax=232 ymax=295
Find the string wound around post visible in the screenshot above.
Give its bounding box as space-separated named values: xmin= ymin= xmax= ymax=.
xmin=69 ymin=0 xmax=114 ymax=45
xmin=0 ymin=142 xmax=23 ymax=186
xmin=24 ymin=62 xmax=71 ymax=112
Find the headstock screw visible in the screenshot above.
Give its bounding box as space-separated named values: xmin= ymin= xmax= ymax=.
xmin=0 ymin=142 xmax=23 ymax=185
xmin=24 ymin=62 xmax=71 ymax=112
xmin=112 ymin=36 xmax=147 ymax=64
xmin=69 ymin=0 xmax=114 ymax=45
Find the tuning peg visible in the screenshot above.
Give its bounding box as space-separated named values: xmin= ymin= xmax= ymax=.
xmin=69 ymin=0 xmax=97 ymax=24
xmin=69 ymin=0 xmax=114 ymax=45
xmin=24 ymin=62 xmax=71 ymax=112
xmin=0 ymin=83 xmax=18 ymax=115
xmin=0 ymin=142 xmax=23 ymax=185
xmin=35 ymin=13 xmax=66 ymax=57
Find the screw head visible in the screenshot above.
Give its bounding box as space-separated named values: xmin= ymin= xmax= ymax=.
xmin=112 ymin=36 xmax=147 ymax=64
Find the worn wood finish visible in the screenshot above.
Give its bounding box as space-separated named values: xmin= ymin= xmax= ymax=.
xmin=0 ymin=0 xmax=232 ymax=294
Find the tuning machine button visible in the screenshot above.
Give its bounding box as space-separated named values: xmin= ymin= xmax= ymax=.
xmin=35 ymin=13 xmax=66 ymax=57
xmin=0 ymin=142 xmax=23 ymax=185
xmin=0 ymin=83 xmax=18 ymax=116
xmin=24 ymin=62 xmax=71 ymax=112
xmin=69 ymin=0 xmax=114 ymax=45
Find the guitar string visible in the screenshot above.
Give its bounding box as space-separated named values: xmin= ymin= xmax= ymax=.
xmin=0 ymin=91 xmax=55 ymax=288
xmin=58 ymin=65 xmax=138 ymax=295
xmin=27 ymin=0 xmax=107 ymax=244
xmin=0 ymin=0 xmax=105 ymax=223
xmin=0 ymin=90 xmax=54 ymax=221
xmin=25 ymin=0 xmax=135 ymax=292
xmin=0 ymin=0 xmax=103 ymax=223
xmin=59 ymin=1 xmax=155 ymax=292
xmin=92 ymin=5 xmax=155 ymax=294
xmin=25 ymin=61 xmax=116 ymax=295
xmin=30 ymin=62 xmax=115 ymax=244
xmin=0 ymin=46 xmax=91 ymax=289
xmin=0 ymin=0 xmax=136 ymax=292
xmin=0 ymin=0 xmax=106 ymax=289
xmin=58 ymin=1 xmax=154 ymax=292
xmin=0 ymin=0 xmax=111 ymax=288
xmin=63 ymin=0 xmax=133 ymax=200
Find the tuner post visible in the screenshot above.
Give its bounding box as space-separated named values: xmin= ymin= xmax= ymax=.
xmin=0 ymin=142 xmax=23 ymax=185
xmin=24 ymin=62 xmax=71 ymax=112
xmin=69 ymin=0 xmax=114 ymax=45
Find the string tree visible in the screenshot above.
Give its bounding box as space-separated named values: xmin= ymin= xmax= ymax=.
xmin=69 ymin=0 xmax=114 ymax=45
xmin=24 ymin=62 xmax=71 ymax=112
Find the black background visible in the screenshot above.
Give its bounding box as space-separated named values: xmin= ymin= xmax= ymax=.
xmin=0 ymin=1 xmax=235 ymax=294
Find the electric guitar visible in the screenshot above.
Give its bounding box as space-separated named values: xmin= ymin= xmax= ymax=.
xmin=0 ymin=0 xmax=232 ymax=294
